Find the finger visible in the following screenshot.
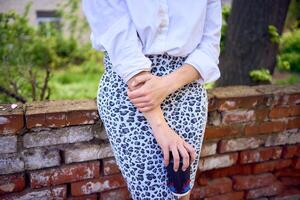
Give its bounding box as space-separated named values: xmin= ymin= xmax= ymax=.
xmin=183 ymin=142 xmax=197 ymax=163
xmin=127 ymin=87 xmax=146 ymax=99
xmin=130 ymin=96 xmax=150 ymax=104
xmin=139 ymin=106 xmax=154 ymax=112
xmin=135 ymin=102 xmax=151 ymax=108
xmin=128 ymin=82 xmax=144 ymax=91
xmin=171 ymin=147 xmax=180 ymax=172
xmin=133 ymin=74 xmax=152 ymax=86
xmin=162 ymin=148 xmax=170 ymax=167
xmin=178 ymin=144 xmax=190 ymax=171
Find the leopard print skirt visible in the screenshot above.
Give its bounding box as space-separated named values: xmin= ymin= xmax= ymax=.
xmin=96 ymin=52 xmax=208 ymax=200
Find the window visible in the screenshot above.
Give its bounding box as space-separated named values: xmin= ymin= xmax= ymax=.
xmin=36 ymin=10 xmax=61 ymax=31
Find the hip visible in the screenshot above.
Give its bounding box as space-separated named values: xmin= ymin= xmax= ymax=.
xmin=97 ymin=52 xmax=208 ymax=116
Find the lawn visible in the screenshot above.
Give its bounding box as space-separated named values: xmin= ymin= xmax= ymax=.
xmin=47 ymin=58 xmax=300 ymax=101
xmin=48 ymin=56 xmax=105 ymax=101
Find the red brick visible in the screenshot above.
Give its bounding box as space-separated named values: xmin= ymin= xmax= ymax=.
xmin=214 ymin=96 xmax=265 ymax=111
xmin=269 ymin=106 xmax=300 ymax=118
xmin=0 ymin=173 xmax=25 ymax=195
xmin=198 ymin=177 xmax=232 ymax=198
xmin=204 ymin=191 xmax=245 ymax=200
xmin=0 ymin=185 xmax=67 ymax=200
xmin=275 ymin=168 xmax=300 ymax=177
xmin=202 ymin=164 xmax=252 ymax=179
xmin=25 ymin=100 xmax=98 ymax=129
xmin=245 ymin=181 xmax=285 ymax=199
xmin=216 ymin=99 xmax=239 ymax=111
xmin=103 ymin=157 xmax=121 ymax=176
xmin=293 ymin=157 xmax=300 ymax=169
xmin=71 ymin=174 xmax=127 ymax=196
xmin=190 ymin=186 xmax=205 ymax=200
xmin=199 ymin=153 xmax=238 ymax=171
xmin=201 ymin=142 xmax=217 ymax=157
xmin=252 ymin=159 xmax=292 ymax=174
xmin=254 ymin=108 xmax=270 ymax=122
xmin=45 ymin=112 xmax=67 ymax=127
xmin=288 ymin=93 xmax=300 ymax=105
xmin=67 ymin=110 xmax=99 ymax=126
xmin=30 ymin=161 xmax=100 ymax=188
xmin=25 ymin=113 xmax=46 ymax=129
xmin=100 ymin=187 xmax=131 ymax=200
xmin=239 ymin=146 xmax=282 ymax=164
xmin=221 ymin=109 xmax=255 ymax=124
xmin=68 ymin=194 xmax=98 ymax=200
xmin=245 ymin=121 xmax=286 ymax=136
xmin=282 ymin=145 xmax=299 ymax=158
xmin=273 ymin=187 xmax=300 ymax=199
xmin=207 ymin=91 xmax=215 ymax=111
xmin=287 ymin=118 xmax=300 ymax=129
xmin=0 ymin=103 xmax=24 ymax=135
xmin=279 ymin=177 xmax=300 ymax=186
xmin=232 ymin=173 xmax=276 ymax=190
xmin=197 ymin=176 xmax=210 ymax=186
xmin=204 ymin=125 xmax=241 ymax=140
xmin=219 ymin=137 xmax=264 ymax=153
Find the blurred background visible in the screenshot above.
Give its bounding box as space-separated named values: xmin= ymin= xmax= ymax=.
xmin=0 ymin=0 xmax=299 ymax=104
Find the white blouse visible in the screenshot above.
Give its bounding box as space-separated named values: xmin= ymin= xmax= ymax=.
xmin=82 ymin=0 xmax=222 ymax=85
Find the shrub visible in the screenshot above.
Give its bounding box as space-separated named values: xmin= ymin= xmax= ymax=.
xmin=277 ymin=28 xmax=300 ymax=72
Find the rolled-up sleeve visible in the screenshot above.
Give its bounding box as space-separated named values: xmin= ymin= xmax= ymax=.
xmin=82 ymin=0 xmax=152 ymax=84
xmin=184 ymin=0 xmax=222 ymax=85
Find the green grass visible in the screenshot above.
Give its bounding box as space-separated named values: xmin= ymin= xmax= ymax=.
xmin=48 ymin=58 xmax=104 ymax=100
xmin=48 ymin=63 xmax=300 ymax=101
xmin=273 ymin=72 xmax=300 ymax=85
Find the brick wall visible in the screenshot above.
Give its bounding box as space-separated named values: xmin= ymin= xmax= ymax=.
xmin=0 ymin=84 xmax=299 ymax=200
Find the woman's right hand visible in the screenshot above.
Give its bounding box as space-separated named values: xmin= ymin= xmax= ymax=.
xmin=152 ymin=122 xmax=197 ymax=172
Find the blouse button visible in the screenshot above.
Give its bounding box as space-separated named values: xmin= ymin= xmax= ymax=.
xmin=159 ymin=18 xmax=168 ymax=28
xmin=159 ymin=8 xmax=165 ymax=16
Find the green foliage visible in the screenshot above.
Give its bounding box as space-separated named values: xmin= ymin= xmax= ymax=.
xmin=284 ymin=0 xmax=300 ymax=31
xmin=0 ymin=0 xmax=102 ymax=103
xmin=221 ymin=5 xmax=231 ymax=52
xmin=249 ymin=68 xmax=272 ymax=83
xmin=274 ymin=73 xmax=300 ymax=85
xmin=57 ymin=0 xmax=88 ymax=40
xmin=0 ymin=7 xmax=58 ymax=102
xmin=276 ymin=28 xmax=300 ymax=72
xmin=268 ymin=25 xmax=280 ymax=43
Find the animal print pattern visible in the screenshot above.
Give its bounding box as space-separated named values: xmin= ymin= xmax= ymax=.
xmin=96 ymin=52 xmax=208 ymax=200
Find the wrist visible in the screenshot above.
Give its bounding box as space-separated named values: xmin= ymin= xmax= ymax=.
xmin=143 ymin=106 xmax=168 ymax=134
xmin=151 ymin=120 xmax=168 ymax=136
xmin=163 ymin=73 xmax=181 ymax=95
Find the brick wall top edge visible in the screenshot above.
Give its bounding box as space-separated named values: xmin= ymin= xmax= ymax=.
xmin=25 ymin=99 xmax=97 ymax=115
xmin=0 ymin=103 xmax=24 ymax=115
xmin=0 ymin=84 xmax=299 ymax=117
xmin=208 ymin=83 xmax=300 ymax=99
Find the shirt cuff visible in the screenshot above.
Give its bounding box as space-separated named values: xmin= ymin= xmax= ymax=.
xmin=184 ymin=49 xmax=221 ymax=85
xmin=120 ymin=54 xmax=152 ymax=84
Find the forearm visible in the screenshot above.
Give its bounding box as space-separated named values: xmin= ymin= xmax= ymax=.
xmin=142 ymin=106 xmax=168 ymax=137
xmin=164 ymin=63 xmax=202 ymax=93
xmin=127 ymin=65 xmax=201 ymax=136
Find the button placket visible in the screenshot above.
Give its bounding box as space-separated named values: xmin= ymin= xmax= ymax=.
xmin=156 ymin=0 xmax=169 ymax=50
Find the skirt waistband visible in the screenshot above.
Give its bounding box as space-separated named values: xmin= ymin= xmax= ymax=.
xmin=103 ymin=51 xmax=191 ymax=82
xmin=103 ymin=51 xmax=188 ymax=64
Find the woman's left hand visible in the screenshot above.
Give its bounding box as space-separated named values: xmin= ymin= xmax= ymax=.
xmin=127 ymin=73 xmax=173 ymax=112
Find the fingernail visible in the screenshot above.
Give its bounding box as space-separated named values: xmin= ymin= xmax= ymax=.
xmin=182 ymin=168 xmax=186 ymax=171
xmin=131 ymin=81 xmax=136 ymax=86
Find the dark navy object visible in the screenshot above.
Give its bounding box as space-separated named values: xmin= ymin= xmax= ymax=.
xmin=166 ymin=151 xmax=191 ymax=197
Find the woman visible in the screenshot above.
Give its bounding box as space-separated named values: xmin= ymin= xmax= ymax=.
xmin=82 ymin=1 xmax=222 ymax=199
